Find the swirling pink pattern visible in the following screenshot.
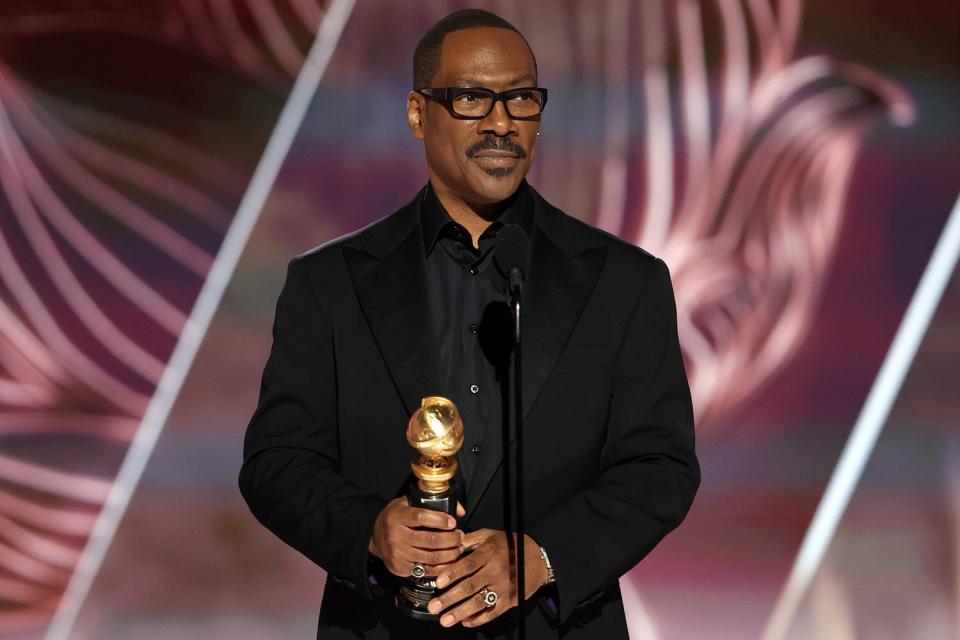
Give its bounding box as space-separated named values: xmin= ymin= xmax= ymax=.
xmin=520 ymin=0 xmax=914 ymax=428
xmin=0 ymin=1 xmax=331 ymax=635
xmin=651 ymin=1 xmax=914 ymax=426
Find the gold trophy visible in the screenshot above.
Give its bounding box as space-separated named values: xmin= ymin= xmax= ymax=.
xmin=396 ymin=396 xmax=464 ymax=620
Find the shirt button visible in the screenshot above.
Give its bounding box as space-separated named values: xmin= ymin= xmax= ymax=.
xmin=469 ymin=323 xmax=478 ymax=334
xmin=469 ymin=384 xmax=479 ymax=394
xmin=469 ymin=266 xmax=479 ymax=276
xmin=471 ymin=444 xmax=481 ymax=455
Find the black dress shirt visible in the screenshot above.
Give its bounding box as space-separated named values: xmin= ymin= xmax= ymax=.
xmin=420 ymin=181 xmax=534 ymax=495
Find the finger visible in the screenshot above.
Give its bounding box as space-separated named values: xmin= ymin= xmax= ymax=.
xmin=460 ymin=528 xmax=494 ymax=547
xmin=462 ymin=599 xmax=508 ymax=628
xmin=427 ymin=569 xmax=487 ymax=617
xmin=409 ymin=528 xmax=463 ymax=550
xmin=456 ymin=501 xmax=466 ymax=517
xmin=461 ymin=537 xmax=484 ymax=552
xmin=385 ymin=557 xmax=419 ymax=578
xmin=385 ymin=553 xmax=457 ymax=579
xmin=427 ymin=558 xmax=458 ymax=577
xmin=431 ymin=562 xmax=490 ymax=613
xmin=405 ymin=545 xmax=463 ymax=568
xmin=435 ymin=546 xmax=486 ymax=589
xmin=438 ymin=587 xmax=498 ymax=628
xmin=401 ymin=507 xmax=456 ymax=530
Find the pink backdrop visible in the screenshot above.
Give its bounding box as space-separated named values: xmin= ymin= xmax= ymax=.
xmin=0 ymin=1 xmax=958 ymax=638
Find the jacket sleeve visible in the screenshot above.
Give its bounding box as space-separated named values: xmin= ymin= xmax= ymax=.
xmin=526 ymin=258 xmax=700 ymax=624
xmin=238 ymin=256 xmax=388 ymax=599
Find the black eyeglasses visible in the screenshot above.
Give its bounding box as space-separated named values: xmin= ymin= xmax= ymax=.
xmin=415 ymin=86 xmax=548 ymax=120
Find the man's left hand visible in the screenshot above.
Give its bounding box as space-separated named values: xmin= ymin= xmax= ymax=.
xmin=426 ymin=529 xmax=547 ymax=628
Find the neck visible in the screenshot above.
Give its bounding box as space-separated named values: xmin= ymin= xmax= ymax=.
xmin=431 ymin=182 xmax=518 ymax=249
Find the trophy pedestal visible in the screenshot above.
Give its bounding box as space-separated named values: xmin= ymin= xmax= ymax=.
xmin=408 ymin=479 xmax=458 ymax=516
xmin=395 ymin=396 xmax=463 ymax=622
xmin=395 ymin=479 xmax=459 ymax=621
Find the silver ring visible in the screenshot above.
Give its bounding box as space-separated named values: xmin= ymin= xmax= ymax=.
xmin=410 ymin=563 xmax=426 ymax=579
xmin=480 ymin=587 xmax=498 ymax=608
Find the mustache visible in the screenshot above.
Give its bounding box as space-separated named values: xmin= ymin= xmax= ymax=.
xmin=465 ymin=135 xmax=527 ymax=159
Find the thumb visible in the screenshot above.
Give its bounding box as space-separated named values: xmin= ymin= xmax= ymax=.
xmin=456 ymin=501 xmax=466 ymax=518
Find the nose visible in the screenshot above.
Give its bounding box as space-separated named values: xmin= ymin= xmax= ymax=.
xmin=478 ymin=99 xmax=519 ymax=138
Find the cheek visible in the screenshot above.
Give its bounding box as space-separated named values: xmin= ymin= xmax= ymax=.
xmin=521 ymin=127 xmax=539 ymax=156
xmin=425 ymin=133 xmax=472 ymax=176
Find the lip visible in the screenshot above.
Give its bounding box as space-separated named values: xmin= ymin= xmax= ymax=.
xmin=472 ymin=151 xmax=520 ymax=159
xmin=471 ymin=155 xmax=521 ymax=170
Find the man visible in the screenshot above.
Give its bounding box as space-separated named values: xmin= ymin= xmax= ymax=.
xmin=240 ymin=9 xmax=699 ymax=639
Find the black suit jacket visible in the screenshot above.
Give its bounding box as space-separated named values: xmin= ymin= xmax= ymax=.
xmin=239 ymin=184 xmax=700 ymax=639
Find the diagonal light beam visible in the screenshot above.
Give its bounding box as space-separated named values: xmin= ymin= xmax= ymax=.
xmin=762 ymin=189 xmax=960 ymax=640
xmin=43 ymin=1 xmax=357 ymax=638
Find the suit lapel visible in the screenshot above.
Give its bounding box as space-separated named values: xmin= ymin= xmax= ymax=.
xmin=344 ymin=192 xmax=442 ymax=420
xmin=465 ymin=196 xmax=607 ymax=519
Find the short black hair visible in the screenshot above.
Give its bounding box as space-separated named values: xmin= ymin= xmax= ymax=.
xmin=413 ymin=9 xmax=537 ymax=88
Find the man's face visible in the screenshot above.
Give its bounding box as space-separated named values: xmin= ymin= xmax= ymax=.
xmin=408 ymin=27 xmax=540 ymax=208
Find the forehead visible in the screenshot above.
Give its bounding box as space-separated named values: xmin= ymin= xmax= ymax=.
xmin=434 ymin=26 xmax=537 ymax=86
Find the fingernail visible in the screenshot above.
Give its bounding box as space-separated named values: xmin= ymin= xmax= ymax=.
xmin=436 ymin=575 xmax=448 ymax=588
xmin=441 ymin=614 xmax=455 ymax=626
xmin=447 ymin=518 xmax=456 ymax=528
xmin=428 ymin=600 xmax=442 ymax=614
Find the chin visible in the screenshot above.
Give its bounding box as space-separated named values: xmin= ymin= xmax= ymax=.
xmin=469 ymin=171 xmax=525 ymax=204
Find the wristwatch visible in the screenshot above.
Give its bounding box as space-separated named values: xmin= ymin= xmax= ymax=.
xmin=538 ymin=545 xmax=557 ymax=586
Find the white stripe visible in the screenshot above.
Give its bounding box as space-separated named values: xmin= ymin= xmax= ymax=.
xmin=761 ymin=189 xmax=960 ymax=640
xmin=621 ymin=575 xmax=662 ymax=640
xmin=43 ymin=1 xmax=356 ymax=637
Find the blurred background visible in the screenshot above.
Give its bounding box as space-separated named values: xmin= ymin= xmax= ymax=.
xmin=0 ymin=1 xmax=958 ymax=638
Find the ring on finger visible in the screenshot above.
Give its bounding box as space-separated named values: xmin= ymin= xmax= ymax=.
xmin=410 ymin=563 xmax=426 ymax=579
xmin=479 ymin=587 xmax=498 ymax=608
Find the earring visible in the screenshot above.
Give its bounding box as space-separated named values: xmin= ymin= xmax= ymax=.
xmin=536 ymin=131 xmax=541 ymax=137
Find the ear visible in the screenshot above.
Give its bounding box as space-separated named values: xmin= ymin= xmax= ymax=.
xmin=407 ymin=91 xmax=425 ymax=140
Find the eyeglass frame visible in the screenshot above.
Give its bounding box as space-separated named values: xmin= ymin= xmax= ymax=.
xmin=414 ymin=86 xmax=549 ymax=121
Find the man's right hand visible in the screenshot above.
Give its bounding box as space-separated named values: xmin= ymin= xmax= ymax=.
xmin=368 ymin=497 xmax=466 ymax=577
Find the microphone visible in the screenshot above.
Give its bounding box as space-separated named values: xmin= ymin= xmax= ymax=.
xmin=491 ymin=224 xmax=531 ymax=295
xmin=491 ymin=223 xmax=532 ymax=640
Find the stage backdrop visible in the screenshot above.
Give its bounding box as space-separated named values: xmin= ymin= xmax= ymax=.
xmin=0 ymin=1 xmax=958 ymax=639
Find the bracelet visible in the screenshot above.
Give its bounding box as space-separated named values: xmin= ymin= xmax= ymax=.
xmin=538 ymin=545 xmax=556 ymax=586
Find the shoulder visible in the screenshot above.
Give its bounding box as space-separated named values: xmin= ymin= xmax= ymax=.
xmin=531 ymin=187 xmax=662 ymax=277
xmin=291 ymin=187 xmax=425 ymax=272
xmin=532 ymin=192 xmax=677 ymax=324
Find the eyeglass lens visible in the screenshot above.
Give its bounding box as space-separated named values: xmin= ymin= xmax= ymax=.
xmin=451 ymin=89 xmax=544 ymax=118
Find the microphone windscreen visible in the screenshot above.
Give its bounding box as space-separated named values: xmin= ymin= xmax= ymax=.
xmin=491 ymin=224 xmax=531 ymax=291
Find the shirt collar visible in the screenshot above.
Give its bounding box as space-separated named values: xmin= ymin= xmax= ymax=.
xmin=421 ymin=180 xmax=535 ymax=255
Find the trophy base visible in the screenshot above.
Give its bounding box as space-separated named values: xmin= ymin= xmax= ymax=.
xmin=395 ymin=581 xmax=439 ymax=621
xmin=395 ymin=480 xmax=459 ymax=621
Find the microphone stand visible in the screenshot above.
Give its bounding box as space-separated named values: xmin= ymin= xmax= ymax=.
xmin=509 ymin=267 xmax=525 ymax=640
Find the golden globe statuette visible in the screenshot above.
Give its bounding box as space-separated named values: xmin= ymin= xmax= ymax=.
xmin=396 ymin=396 xmax=464 ymax=621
